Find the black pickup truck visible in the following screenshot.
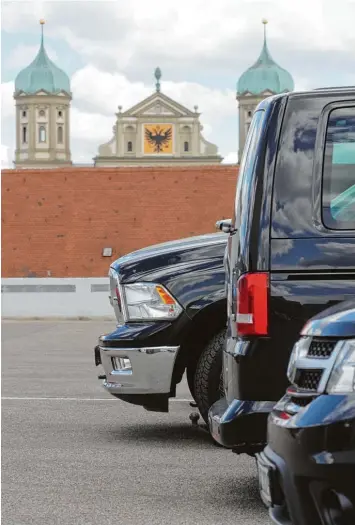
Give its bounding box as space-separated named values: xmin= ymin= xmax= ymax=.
xmin=210 ymin=87 xmax=355 ymax=455
xmin=95 ymin=232 xmax=229 ymax=422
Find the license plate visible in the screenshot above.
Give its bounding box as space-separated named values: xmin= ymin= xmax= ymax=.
xmin=257 ymin=455 xmax=273 ymax=507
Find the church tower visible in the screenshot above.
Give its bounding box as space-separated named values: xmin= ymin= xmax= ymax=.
xmin=237 ymin=20 xmax=294 ymax=161
xmin=13 ymin=20 xmax=72 ymax=168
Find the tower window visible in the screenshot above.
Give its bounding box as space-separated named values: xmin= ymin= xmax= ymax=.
xmin=39 ymin=109 xmax=45 ymax=117
xmin=127 ymin=141 xmax=133 ymax=152
xmin=22 ymin=110 xmax=27 ymax=118
xmin=184 ymin=141 xmax=189 ymax=152
xmin=58 ymin=110 xmax=63 ymax=118
xmin=22 ymin=126 xmax=27 ymax=144
xmin=57 ymin=126 xmax=63 ymax=144
xmin=247 ymin=111 xmax=252 ymax=118
xmin=39 ymin=126 xmax=46 ymax=143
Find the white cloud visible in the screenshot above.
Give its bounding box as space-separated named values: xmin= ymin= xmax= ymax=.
xmin=1 ymin=144 xmax=11 ymax=168
xmin=1 ymin=81 xmax=15 ymax=119
xmin=3 ymin=0 xmax=355 ymax=71
xmin=222 ymin=152 xmax=238 ymax=165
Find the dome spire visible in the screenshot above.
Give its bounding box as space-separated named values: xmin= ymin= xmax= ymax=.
xmin=262 ymin=18 xmax=268 ymax=44
xmin=39 ymin=19 xmax=45 ymax=48
xmin=256 ymin=18 xmax=274 ymax=66
xmin=14 ymin=20 xmax=71 ymax=95
xmin=236 ymin=18 xmax=294 ymax=96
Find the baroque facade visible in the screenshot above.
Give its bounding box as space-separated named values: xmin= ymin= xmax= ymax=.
xmin=94 ymin=69 xmax=222 ymax=166
xmin=11 ymin=19 xmax=295 ymax=168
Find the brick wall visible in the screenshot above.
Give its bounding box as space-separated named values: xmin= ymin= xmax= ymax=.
xmin=1 ymin=165 xmax=238 ymax=277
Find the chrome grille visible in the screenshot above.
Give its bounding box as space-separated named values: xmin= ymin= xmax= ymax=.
xmin=307 ymin=339 xmax=336 ymax=359
xmin=295 ymin=369 xmax=323 ymax=391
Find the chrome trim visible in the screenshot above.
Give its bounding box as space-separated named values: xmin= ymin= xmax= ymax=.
xmin=289 ymin=340 xmax=344 ymax=394
xmin=108 ymin=268 xmax=126 ymax=324
xmin=99 ymin=345 xmax=179 ymax=395
xmin=286 ymin=387 xmax=316 ymax=398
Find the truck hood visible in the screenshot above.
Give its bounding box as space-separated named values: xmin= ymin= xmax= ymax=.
xmin=111 ymin=232 xmax=227 ymax=283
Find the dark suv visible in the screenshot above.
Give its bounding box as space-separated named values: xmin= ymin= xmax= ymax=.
xmin=258 ymin=300 xmax=355 ymax=525
xmin=209 ymin=87 xmax=355 ymax=455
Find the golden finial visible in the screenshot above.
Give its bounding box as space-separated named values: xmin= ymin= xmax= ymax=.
xmin=40 ymin=19 xmax=45 ymax=25
xmin=262 ymin=18 xmax=268 ymax=25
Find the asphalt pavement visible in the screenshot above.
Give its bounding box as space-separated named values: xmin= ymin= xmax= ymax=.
xmin=2 ymin=321 xmax=270 ymax=525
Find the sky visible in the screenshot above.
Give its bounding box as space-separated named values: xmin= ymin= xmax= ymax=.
xmin=1 ymin=0 xmax=355 ymax=168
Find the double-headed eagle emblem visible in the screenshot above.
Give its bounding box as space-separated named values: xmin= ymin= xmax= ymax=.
xmin=144 ymin=125 xmax=172 ymax=153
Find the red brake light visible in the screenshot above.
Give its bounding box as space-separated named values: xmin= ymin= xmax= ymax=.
xmin=236 ymin=273 xmax=269 ymax=336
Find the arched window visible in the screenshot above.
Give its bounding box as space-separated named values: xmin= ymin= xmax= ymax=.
xmin=58 ymin=110 xmax=63 ymax=118
xmin=127 ymin=141 xmax=133 ymax=152
xmin=22 ymin=126 xmax=27 ymax=144
xmin=57 ymin=126 xmax=63 ymax=144
xmin=39 ymin=126 xmax=46 ymax=143
xmin=22 ymin=110 xmax=27 ymax=118
xmin=184 ymin=141 xmax=189 ymax=152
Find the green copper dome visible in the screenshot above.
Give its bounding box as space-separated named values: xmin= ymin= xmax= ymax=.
xmin=15 ymin=22 xmax=70 ymax=95
xmin=237 ymin=22 xmax=294 ymax=96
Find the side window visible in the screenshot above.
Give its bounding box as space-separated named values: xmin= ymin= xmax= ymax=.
xmin=234 ymin=110 xmax=266 ymax=229
xmin=322 ymin=107 xmax=355 ymax=230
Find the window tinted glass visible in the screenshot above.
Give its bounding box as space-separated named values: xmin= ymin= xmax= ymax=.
xmin=322 ymin=107 xmax=355 ymax=230
xmin=234 ymin=110 xmax=265 ymax=229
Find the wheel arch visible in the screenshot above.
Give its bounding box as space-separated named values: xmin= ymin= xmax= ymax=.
xmin=170 ymin=297 xmax=227 ymax=391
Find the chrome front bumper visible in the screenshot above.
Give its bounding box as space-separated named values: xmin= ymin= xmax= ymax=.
xmin=99 ymin=345 xmax=179 ymax=395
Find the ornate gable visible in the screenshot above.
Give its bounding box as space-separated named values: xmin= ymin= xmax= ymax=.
xmin=121 ymin=92 xmax=196 ymax=119
xmin=94 ymin=68 xmax=222 ymax=166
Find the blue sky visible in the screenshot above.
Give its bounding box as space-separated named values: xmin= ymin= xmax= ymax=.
xmin=1 ymin=0 xmax=355 ymax=167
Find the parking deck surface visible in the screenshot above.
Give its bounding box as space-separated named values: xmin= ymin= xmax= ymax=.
xmin=2 ymin=321 xmax=268 ymax=525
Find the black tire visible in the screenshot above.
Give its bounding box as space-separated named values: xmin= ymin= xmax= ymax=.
xmin=194 ymin=328 xmax=226 ymax=424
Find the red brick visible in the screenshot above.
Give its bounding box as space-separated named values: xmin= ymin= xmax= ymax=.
xmin=1 ymin=166 xmax=238 ymax=277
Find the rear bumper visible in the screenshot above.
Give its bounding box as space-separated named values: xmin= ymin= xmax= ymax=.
xmin=208 ymin=397 xmax=275 ymax=452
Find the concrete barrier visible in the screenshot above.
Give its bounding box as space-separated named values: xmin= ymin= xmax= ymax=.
xmin=1 ymin=278 xmax=116 ymax=319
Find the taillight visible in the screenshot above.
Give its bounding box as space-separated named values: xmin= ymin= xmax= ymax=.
xmin=236 ymin=273 xmax=269 ymax=336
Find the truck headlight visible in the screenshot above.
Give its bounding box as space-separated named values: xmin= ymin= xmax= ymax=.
xmin=122 ymin=283 xmax=183 ymax=321
xmin=326 ymin=339 xmax=355 ymax=394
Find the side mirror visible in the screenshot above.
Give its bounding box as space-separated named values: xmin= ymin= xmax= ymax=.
xmin=215 ymin=219 xmax=234 ymax=234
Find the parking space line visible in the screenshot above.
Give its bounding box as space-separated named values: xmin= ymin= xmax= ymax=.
xmin=2 ymin=396 xmax=193 ymax=402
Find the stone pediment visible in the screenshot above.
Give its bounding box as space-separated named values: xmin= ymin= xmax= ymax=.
xmin=121 ymin=92 xmax=197 ymax=119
